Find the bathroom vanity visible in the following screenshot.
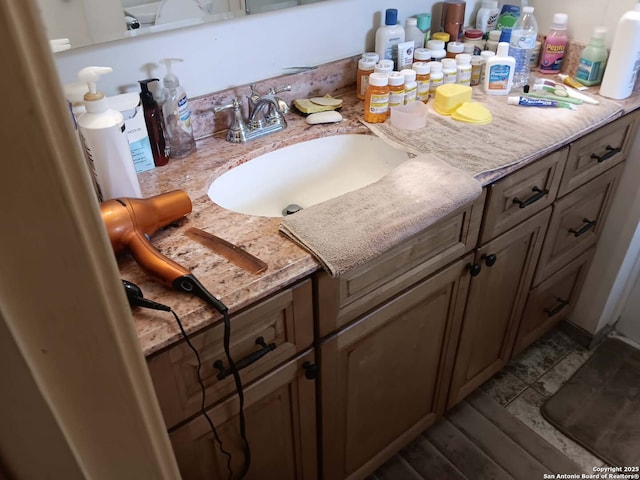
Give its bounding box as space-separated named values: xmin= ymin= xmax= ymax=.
xmin=125 ymin=64 xmax=640 ymax=479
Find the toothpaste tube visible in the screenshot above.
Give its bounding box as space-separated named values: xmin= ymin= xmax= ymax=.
xmin=507 ymin=96 xmax=575 ymax=110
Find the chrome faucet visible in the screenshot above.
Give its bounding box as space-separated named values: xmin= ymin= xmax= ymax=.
xmin=214 ymin=83 xmax=291 ymax=143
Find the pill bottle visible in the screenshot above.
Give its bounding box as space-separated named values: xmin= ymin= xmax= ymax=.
xmin=387 ymin=71 xmax=406 ymax=112
xmin=470 ymin=55 xmax=483 ymax=85
xmin=485 ymin=30 xmax=501 ymax=52
xmin=364 ymin=72 xmax=389 ymax=123
xmin=428 ymin=61 xmax=443 ymax=97
xmin=414 ymin=47 xmax=431 ymax=63
xmin=433 ymin=32 xmax=450 ymax=44
xmin=442 ymin=58 xmax=457 ymax=84
xmin=427 ymin=39 xmax=446 ymax=61
xmin=446 ymin=41 xmax=465 ymax=58
xmin=356 ymin=57 xmax=376 ymax=100
xmin=374 ymin=59 xmax=394 ymax=75
xmin=412 ymin=62 xmax=431 ymax=102
xmin=455 ymin=54 xmax=472 ymax=85
xmin=401 ymin=69 xmax=418 ymax=103
xmin=362 ymin=52 xmax=379 ymax=63
xmin=463 ymin=43 xmax=475 ymax=55
xmin=480 ymin=50 xmax=495 ymax=83
xmin=463 ymin=29 xmax=486 ymax=55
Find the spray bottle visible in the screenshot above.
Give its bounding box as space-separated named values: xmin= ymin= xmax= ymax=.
xmin=160 ymin=58 xmax=196 ymax=159
xmin=76 ymin=66 xmax=141 ymax=202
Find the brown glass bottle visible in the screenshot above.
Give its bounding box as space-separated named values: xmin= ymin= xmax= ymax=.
xmin=139 ymin=78 xmax=168 ymax=166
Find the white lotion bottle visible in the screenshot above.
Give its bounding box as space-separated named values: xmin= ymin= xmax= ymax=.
xmin=600 ymin=2 xmax=640 ymax=100
xmin=375 ymin=8 xmax=405 ymax=69
xmin=76 ymin=66 xmax=141 ymax=201
xmin=484 ymin=42 xmax=515 ymax=95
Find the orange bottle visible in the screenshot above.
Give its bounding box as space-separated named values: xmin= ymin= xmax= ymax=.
xmin=364 ymin=72 xmax=389 ymax=123
xmin=356 ymin=58 xmax=376 ymax=100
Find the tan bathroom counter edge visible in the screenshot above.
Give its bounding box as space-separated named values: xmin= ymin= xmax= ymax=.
xmin=127 ymin=75 xmax=640 ymax=358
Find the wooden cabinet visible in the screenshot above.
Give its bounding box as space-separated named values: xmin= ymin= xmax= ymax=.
xmin=148 ymin=279 xmax=313 ymax=428
xmin=533 ymin=163 xmax=622 ymax=286
xmin=319 ymin=256 xmax=472 ymax=480
xmin=513 ymin=249 xmax=594 ymax=356
xmin=170 ymin=350 xmax=318 ymax=480
xmin=447 ymin=208 xmax=550 ymax=407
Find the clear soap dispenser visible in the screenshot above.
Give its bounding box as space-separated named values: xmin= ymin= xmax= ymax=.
xmin=160 ymin=58 xmax=196 ymax=159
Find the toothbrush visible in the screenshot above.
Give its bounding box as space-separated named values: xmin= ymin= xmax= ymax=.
xmin=530 ymin=85 xmax=584 ymax=105
xmin=533 ymin=78 xmax=599 ymax=105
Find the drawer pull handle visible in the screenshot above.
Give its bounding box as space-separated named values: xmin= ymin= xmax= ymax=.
xmin=467 ymin=263 xmax=482 ymax=277
xmin=512 ymin=186 xmax=549 ymax=209
xmin=483 ymin=253 xmax=497 ymax=267
xmin=213 ymin=336 xmax=276 ymax=380
xmin=302 ymin=361 xmax=320 ymax=380
xmin=568 ymin=218 xmax=596 ymax=237
xmin=544 ymin=297 xmax=569 ymax=317
xmin=591 ymin=145 xmax=621 ymax=163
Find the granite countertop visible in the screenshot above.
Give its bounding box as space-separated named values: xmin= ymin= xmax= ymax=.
xmin=126 ymin=73 xmax=640 ymax=358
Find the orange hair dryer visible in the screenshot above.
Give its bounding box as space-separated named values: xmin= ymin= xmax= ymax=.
xmin=101 ymin=190 xmax=227 ymax=313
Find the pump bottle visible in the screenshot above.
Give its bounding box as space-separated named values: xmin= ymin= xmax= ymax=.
xmin=159 ymin=58 xmax=196 ymax=159
xmin=76 ymin=66 xmax=141 ymax=201
xmin=139 ymin=79 xmax=169 ymax=166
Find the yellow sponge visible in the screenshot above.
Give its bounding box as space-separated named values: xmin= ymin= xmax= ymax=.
xmin=433 ymin=84 xmax=473 ymax=116
xmin=293 ymin=95 xmax=343 ymax=114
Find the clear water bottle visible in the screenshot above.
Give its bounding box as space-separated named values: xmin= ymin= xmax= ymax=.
xmin=509 ymin=6 xmax=538 ymax=87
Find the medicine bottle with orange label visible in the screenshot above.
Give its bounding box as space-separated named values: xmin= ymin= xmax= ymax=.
xmin=364 ymin=72 xmax=390 ymax=123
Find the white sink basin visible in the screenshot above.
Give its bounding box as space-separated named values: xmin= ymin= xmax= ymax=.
xmin=208 ymin=134 xmax=409 ymax=217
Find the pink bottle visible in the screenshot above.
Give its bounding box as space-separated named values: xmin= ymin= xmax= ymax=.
xmin=539 ymin=13 xmax=569 ymax=74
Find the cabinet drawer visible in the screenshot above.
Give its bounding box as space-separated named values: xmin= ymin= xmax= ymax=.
xmin=534 ymin=163 xmax=622 ymax=286
xmin=148 ymin=279 xmax=313 ymax=428
xmin=170 ymin=349 xmax=317 ymax=480
xmin=317 ymin=192 xmax=484 ymax=337
xmin=480 ymin=147 xmax=567 ymax=244
xmin=559 ymin=112 xmax=637 ymax=197
xmin=512 ymin=249 xmax=593 ymax=357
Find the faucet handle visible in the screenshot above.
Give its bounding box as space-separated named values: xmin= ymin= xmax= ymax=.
xmin=213 ymin=97 xmax=247 ymax=143
xmin=268 ymin=84 xmax=292 ymax=95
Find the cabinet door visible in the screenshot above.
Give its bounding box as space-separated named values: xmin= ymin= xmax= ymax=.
xmin=148 ymin=279 xmax=313 ymax=428
xmin=170 ymin=350 xmax=317 ymax=480
xmin=448 ymin=208 xmax=550 ymax=408
xmin=512 ymin=249 xmax=593 ymax=356
xmin=320 ymin=256 xmax=472 ymax=480
xmin=534 ymin=163 xmax=621 ymax=286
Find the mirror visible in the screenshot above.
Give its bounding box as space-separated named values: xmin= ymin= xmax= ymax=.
xmin=38 ymin=0 xmax=326 ymax=51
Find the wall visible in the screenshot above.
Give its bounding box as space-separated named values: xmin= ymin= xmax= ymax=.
xmin=51 ymin=0 xmax=479 ymax=98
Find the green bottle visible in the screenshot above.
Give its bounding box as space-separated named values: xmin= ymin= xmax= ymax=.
xmin=576 ymin=27 xmax=609 ymax=86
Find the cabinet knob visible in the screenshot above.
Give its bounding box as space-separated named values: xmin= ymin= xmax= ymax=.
xmin=590 ymin=145 xmax=621 ymax=163
xmin=512 ymin=186 xmax=549 ymax=209
xmin=302 ymin=361 xmax=320 ymax=380
xmin=483 ymin=253 xmax=497 ymax=267
xmin=467 ymin=263 xmax=482 ymax=277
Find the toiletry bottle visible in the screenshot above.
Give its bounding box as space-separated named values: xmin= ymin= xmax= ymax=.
xmin=357 ymin=57 xmax=377 ymax=100
xmin=405 ymin=17 xmax=425 ymax=48
xmin=139 ymin=79 xmax=168 ymax=166
xmin=496 ymin=4 xmax=520 ymax=31
xmin=441 ymin=0 xmax=466 ymax=42
xmin=576 ymin=27 xmax=608 ymax=86
xmin=416 ymin=13 xmax=432 ymax=44
xmin=463 ymin=29 xmax=485 ymax=55
xmin=480 ymin=50 xmax=496 ymax=83
xmin=539 ymin=13 xmax=568 ymax=74
xmin=476 ymin=0 xmax=500 ymax=35
xmin=484 ymin=42 xmax=515 ymax=95
xmin=76 ymin=66 xmax=141 ymax=202
xmin=600 ymin=2 xmax=640 ymax=100
xmin=375 ymin=9 xmax=405 ymax=70
xmin=509 ymin=5 xmax=537 ymax=87
xmin=364 ymin=72 xmax=390 ymax=123
xmin=485 ymin=30 xmax=501 ymax=52
xmin=159 ymin=58 xmax=196 ymax=159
